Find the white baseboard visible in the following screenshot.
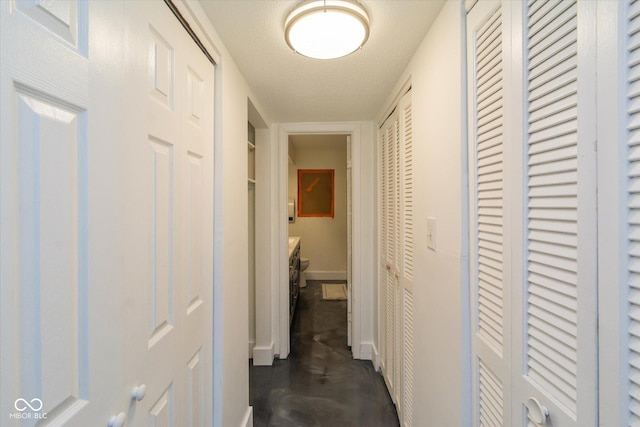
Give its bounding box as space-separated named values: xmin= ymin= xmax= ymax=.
xmin=371 ymin=343 xmax=380 ymax=370
xmin=240 ymin=406 xmax=253 ymax=427
xmin=305 ymin=271 xmax=347 ymax=281
xmin=252 ymin=342 xmax=275 ymax=366
xmin=358 ymin=341 xmax=375 ymax=361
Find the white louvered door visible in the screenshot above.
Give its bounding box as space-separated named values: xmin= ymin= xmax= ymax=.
xmin=467 ymin=1 xmax=598 ymax=426
xmin=380 ymin=113 xmax=397 ymax=400
xmin=398 ymin=92 xmax=415 ymax=427
xmin=512 ymin=1 xmax=597 ymax=425
xmin=467 ymin=1 xmax=510 ymax=425
xmin=379 ymin=90 xmax=414 ymax=426
xmin=627 ymin=0 xmax=640 ymax=424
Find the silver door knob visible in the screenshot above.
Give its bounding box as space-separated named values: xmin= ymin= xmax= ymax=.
xmin=108 ymin=412 xmax=126 ymax=427
xmin=131 ymin=384 xmax=147 ymax=401
xmin=526 ymin=397 xmax=549 ymax=425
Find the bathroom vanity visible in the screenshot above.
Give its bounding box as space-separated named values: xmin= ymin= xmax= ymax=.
xmin=288 ymin=237 xmax=301 ymax=325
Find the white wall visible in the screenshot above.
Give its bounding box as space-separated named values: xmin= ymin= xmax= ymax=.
xmin=215 ymin=57 xmax=270 ymax=427
xmin=377 ymin=1 xmax=469 ymax=425
xmin=248 ymin=187 xmax=255 ymax=355
xmin=358 ymin=122 xmax=377 ymax=362
xmin=288 ymin=136 xmax=348 ymax=278
xmin=214 ymin=51 xmax=250 ymax=427
xmin=252 ymin=125 xmax=276 ymax=366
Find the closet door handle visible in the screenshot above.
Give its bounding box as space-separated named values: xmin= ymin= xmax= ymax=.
xmin=526 ymin=397 xmax=549 ymax=425
xmin=108 ymin=412 xmax=126 ymax=427
xmin=131 ymin=384 xmax=147 ymax=401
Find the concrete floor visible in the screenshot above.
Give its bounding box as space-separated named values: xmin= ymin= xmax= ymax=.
xmin=250 ymin=280 xmax=400 ymax=427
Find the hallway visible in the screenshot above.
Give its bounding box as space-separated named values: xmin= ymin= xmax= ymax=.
xmin=250 ymin=281 xmax=399 ymax=427
xmin=3 ymin=0 xmax=633 ymax=425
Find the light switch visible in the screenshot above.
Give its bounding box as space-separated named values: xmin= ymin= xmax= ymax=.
xmin=427 ymin=217 xmax=437 ymax=251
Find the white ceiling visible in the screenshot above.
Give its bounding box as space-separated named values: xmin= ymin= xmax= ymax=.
xmin=198 ymin=0 xmax=446 ymax=124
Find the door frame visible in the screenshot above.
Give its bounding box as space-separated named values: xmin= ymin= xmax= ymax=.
xmin=277 ymin=122 xmax=362 ymax=358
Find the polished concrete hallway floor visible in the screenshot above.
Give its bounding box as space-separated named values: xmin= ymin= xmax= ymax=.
xmin=250 ymin=280 xmax=400 ymax=427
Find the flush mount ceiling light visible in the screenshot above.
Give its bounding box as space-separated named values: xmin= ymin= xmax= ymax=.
xmin=284 ymin=0 xmax=370 ymax=60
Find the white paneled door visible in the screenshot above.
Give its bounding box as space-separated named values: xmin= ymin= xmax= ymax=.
xmin=379 ymin=90 xmax=414 ymax=427
xmin=0 ymin=2 xmax=125 ymax=425
xmin=122 ymin=2 xmax=214 ymax=426
xmin=0 ymin=1 xmax=214 ymax=426
xmin=467 ymin=0 xmax=597 ymax=426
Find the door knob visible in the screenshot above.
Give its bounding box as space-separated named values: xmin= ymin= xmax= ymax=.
xmin=386 ymin=264 xmax=391 ymax=271
xmin=526 ymin=397 xmax=549 ymax=425
xmin=131 ymin=384 xmax=147 ymax=401
xmin=108 ymin=412 xmax=126 ymax=427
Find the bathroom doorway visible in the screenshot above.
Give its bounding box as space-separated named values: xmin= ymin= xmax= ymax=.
xmin=277 ymin=122 xmax=365 ymax=360
xmin=287 ymin=135 xmax=351 ymax=348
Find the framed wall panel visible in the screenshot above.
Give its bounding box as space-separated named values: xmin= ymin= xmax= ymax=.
xmin=298 ymin=169 xmax=335 ymax=217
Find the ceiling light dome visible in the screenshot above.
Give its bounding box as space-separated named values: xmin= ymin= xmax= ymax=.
xmin=284 ymin=0 xmax=370 ymax=60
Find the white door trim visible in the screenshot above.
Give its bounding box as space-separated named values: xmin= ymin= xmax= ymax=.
xmin=277 ymin=122 xmax=362 ymax=359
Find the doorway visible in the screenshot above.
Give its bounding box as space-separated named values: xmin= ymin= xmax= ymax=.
xmin=277 ymin=122 xmax=366 ymax=360
xmin=287 ymin=134 xmax=351 ymax=347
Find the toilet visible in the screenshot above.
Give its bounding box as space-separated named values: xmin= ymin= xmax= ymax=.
xmin=299 ymin=257 xmax=310 ymax=288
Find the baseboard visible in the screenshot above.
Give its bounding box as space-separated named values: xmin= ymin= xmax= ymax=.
xmin=359 ymin=342 xmax=374 ymax=362
xmin=240 ymin=406 xmax=253 ymax=427
xmin=252 ymin=342 xmax=275 ymax=366
xmin=305 ymin=271 xmax=347 ymax=281
xmin=371 ymin=343 xmax=380 ymax=370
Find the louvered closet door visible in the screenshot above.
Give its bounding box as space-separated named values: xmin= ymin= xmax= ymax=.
xmin=511 ymin=0 xmax=597 ymax=425
xmin=468 ymin=0 xmax=597 ymax=425
xmin=397 ymin=93 xmax=415 ymax=427
xmin=467 ymin=1 xmax=510 ymax=426
xmin=380 ymin=110 xmax=398 ymax=399
xmin=379 ymin=90 xmax=414 ymax=426
xmin=626 ymin=0 xmax=640 ymax=424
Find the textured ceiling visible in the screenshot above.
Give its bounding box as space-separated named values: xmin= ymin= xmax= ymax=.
xmin=199 ymin=0 xmax=445 ymax=123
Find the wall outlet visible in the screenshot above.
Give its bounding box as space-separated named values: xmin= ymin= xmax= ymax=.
xmin=427 ymin=217 xmax=437 ymax=251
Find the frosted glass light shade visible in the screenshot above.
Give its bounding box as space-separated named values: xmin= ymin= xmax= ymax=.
xmin=284 ymin=0 xmax=370 ymax=60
